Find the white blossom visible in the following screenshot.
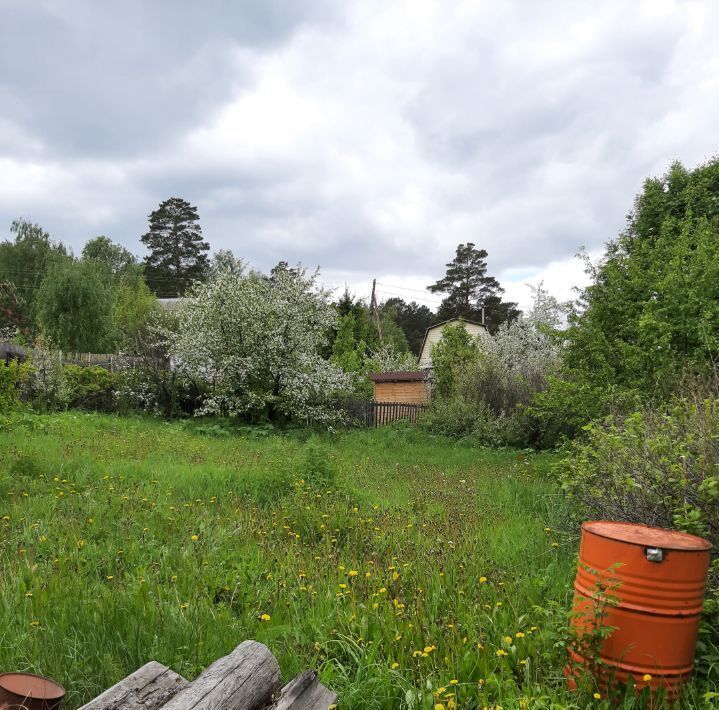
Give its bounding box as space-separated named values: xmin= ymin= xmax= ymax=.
xmin=171 ymin=265 xmax=349 ymax=425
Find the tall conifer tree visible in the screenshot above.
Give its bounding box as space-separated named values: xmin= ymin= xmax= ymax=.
xmin=141 ymin=198 xmax=209 ymax=296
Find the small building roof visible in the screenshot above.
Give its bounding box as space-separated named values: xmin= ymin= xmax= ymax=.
xmin=370 ymin=370 xmax=429 ymax=383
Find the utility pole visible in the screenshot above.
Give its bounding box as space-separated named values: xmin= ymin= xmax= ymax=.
xmin=369 ymin=278 xmax=383 ymax=342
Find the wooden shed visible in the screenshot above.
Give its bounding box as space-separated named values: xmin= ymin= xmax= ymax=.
xmin=369 ymin=370 xmax=429 ymax=405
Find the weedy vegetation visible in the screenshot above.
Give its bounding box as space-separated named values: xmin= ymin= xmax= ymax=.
xmin=1 ymin=414 xmax=717 ymax=708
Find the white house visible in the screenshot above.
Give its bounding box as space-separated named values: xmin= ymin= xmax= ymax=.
xmin=418 ymin=318 xmax=488 ymax=368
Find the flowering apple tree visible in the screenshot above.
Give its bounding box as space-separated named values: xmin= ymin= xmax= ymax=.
xmin=171 ymin=265 xmax=349 ymax=425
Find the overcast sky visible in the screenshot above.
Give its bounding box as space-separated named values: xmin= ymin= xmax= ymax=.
xmin=1 ymin=1 xmax=718 ymax=310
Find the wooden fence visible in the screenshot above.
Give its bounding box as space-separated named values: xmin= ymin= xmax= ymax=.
xmin=339 ymin=399 xmax=426 ymax=427
xmin=1 ymin=341 xmax=131 ymax=370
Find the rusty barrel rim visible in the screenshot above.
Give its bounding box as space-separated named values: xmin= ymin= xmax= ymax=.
xmin=0 ymin=672 xmax=66 ymax=701
xmin=582 ymin=521 xmax=712 ymax=551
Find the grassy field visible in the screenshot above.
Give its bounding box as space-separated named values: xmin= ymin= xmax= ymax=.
xmin=0 ymin=413 xmax=711 ymax=708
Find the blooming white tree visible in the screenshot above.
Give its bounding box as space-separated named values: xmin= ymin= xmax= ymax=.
xmin=172 ymin=264 xmax=349 ymax=424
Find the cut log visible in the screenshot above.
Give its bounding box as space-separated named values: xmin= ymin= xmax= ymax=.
xmin=271 ymin=670 xmax=337 ymax=710
xmin=79 ymin=661 xmax=190 ymax=710
xmin=160 ymin=640 xmax=281 ymax=710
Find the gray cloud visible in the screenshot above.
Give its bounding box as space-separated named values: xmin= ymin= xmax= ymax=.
xmin=1 ymin=0 xmax=718 ymax=304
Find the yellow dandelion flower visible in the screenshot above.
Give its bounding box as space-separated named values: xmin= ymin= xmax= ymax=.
xmin=260 ymin=613 xmax=271 ymax=621
xmin=191 ymin=534 xmax=199 ymax=541
xmin=449 ymin=679 xmax=458 ymax=685
xmin=642 ymin=673 xmax=652 ymax=681
xmin=504 ymin=636 xmax=513 ymax=645
xmin=479 ymin=576 xmax=487 ymax=583
xmin=348 ymin=570 xmax=358 ymax=577
xmin=496 ymin=649 xmax=508 ymax=657
xmin=435 ymin=704 xmax=445 ymax=710
xmin=391 ymin=662 xmax=399 ymax=669
xmin=515 ymin=632 xmax=525 ymax=638
xmin=593 ymin=692 xmax=601 ymax=700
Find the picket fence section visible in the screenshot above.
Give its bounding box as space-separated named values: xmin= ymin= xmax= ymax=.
xmin=340 ymin=399 xmax=426 ymax=427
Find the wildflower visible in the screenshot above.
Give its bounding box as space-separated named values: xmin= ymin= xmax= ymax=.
xmin=449 ymin=679 xmax=458 ymax=685
xmin=642 ymin=674 xmax=652 ymax=681
xmin=593 ymin=692 xmax=601 ymax=700
xmin=479 ymin=576 xmax=487 ymax=583
xmin=392 ymin=571 xmax=400 ymax=581
xmin=106 ymin=575 xmax=114 ymax=580
xmin=379 ymin=587 xmax=387 ymax=594
xmin=180 ymin=603 xmax=188 ymax=609
xmin=260 ymin=613 xmax=271 ymax=621
xmin=435 ymin=704 xmax=445 ymax=710
xmin=365 ymin=572 xmax=371 ymax=578
xmin=515 ymin=632 xmax=525 ymax=638
xmin=424 ymin=646 xmax=435 ymax=653
xmin=25 ymin=592 xmax=32 ymax=598
xmin=30 ymin=620 xmax=40 ymax=627
xmin=496 ymin=649 xmax=507 ymax=657
xmin=391 ymin=662 xmax=399 ymax=669
xmin=191 ymin=534 xmax=199 ymax=541
xmin=348 ymin=570 xmax=358 ymax=577
xmin=338 ymin=583 xmax=347 ymax=590
xmin=504 ymin=636 xmax=513 ymax=645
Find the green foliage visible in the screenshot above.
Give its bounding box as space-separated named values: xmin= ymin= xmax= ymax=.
xmin=0 ymin=219 xmax=69 ymax=334
xmin=380 ymin=298 xmax=434 ymax=356
xmin=37 ymin=260 xmax=117 ymax=352
xmin=542 ymin=158 xmax=719 ymax=440
xmin=82 ymin=236 xmax=138 ymax=276
xmin=141 ymin=197 xmax=209 ymax=296
xmin=0 ymin=359 xmax=32 ymax=411
xmin=113 ymin=276 xmax=159 ymax=342
xmin=430 ymin=321 xmax=481 ymax=398
xmin=331 ymin=313 xmax=365 ymax=374
xmin=557 ymin=381 xmax=719 ymax=614
xmin=64 ymin=365 xmax=118 ymax=411
xmin=300 ymin=437 xmax=337 ymax=489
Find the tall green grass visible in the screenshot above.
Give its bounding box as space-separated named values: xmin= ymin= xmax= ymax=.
xmin=0 ymin=413 xmax=713 ymax=708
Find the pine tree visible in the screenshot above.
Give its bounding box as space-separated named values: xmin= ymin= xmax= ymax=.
xmin=140 ymin=198 xmax=210 ymax=296
xmin=429 ymin=243 xmax=519 ymax=333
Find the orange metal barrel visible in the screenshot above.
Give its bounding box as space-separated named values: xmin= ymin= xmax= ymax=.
xmin=568 ymin=521 xmax=711 ymax=700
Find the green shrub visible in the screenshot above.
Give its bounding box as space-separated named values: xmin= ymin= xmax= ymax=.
xmin=0 ymin=359 xmax=32 ymax=412
xmin=557 ymin=383 xmax=719 ymax=617
xmin=299 ymin=438 xmax=337 ymax=489
xmin=64 ymin=365 xmax=118 ymax=411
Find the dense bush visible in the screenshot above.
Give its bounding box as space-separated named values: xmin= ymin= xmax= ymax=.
xmin=558 ymin=381 xmax=719 ymax=617
xmin=423 ymin=291 xmax=563 ymax=446
xmin=0 ymin=359 xmax=32 ymax=412
xmin=64 ymin=365 xmax=118 ymax=411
